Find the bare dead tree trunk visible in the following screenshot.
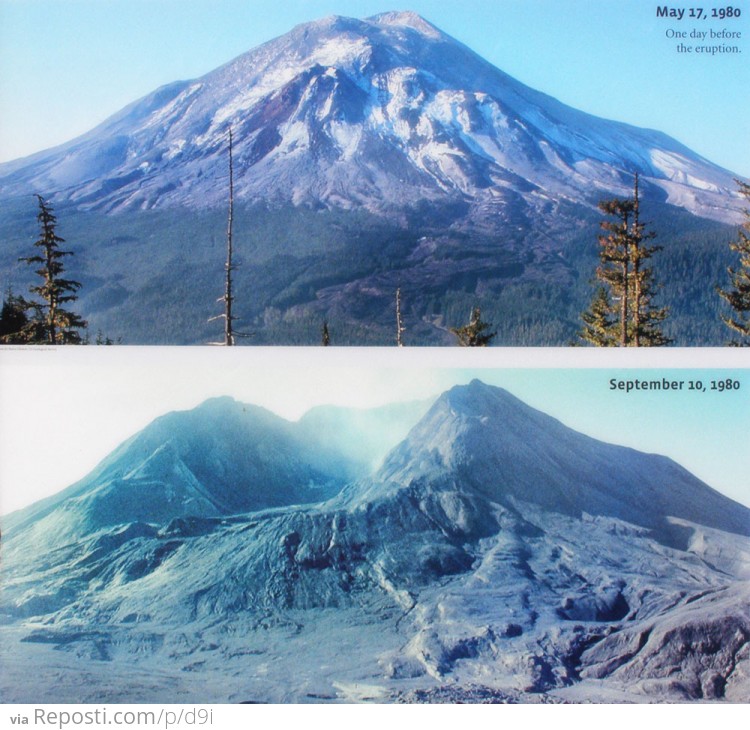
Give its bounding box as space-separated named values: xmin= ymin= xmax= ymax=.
xmin=632 ymin=173 xmax=641 ymax=347
xmin=208 ymin=129 xmax=247 ymax=345
xmin=396 ymin=287 xmax=405 ymax=346
xmin=620 ymin=209 xmax=630 ymax=347
xmin=224 ymin=128 xmax=235 ymax=346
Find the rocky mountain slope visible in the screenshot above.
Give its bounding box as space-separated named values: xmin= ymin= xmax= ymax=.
xmin=1 ymin=396 xmax=427 ymax=555
xmin=0 ymin=11 xmax=744 ymax=344
xmin=0 ymin=12 xmax=741 ymax=225
xmin=1 ymin=381 xmax=748 ymax=702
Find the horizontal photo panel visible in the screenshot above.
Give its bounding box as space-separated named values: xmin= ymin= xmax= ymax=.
xmin=1 ymin=346 xmax=748 ymax=703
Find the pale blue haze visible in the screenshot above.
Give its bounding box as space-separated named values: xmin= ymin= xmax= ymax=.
xmin=1 ymin=348 xmax=747 ymax=514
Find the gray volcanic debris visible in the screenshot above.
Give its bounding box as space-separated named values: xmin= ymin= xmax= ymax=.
xmin=1 ymin=380 xmax=748 ymax=703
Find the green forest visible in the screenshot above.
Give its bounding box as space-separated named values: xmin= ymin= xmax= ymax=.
xmin=1 ymin=180 xmax=748 ymax=346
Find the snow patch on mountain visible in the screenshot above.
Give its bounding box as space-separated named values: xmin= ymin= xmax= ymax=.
xmin=0 ymin=12 xmax=743 ymax=224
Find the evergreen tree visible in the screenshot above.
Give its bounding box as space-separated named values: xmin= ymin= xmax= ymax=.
xmin=579 ymin=174 xmax=670 ymax=346
xmin=630 ymin=262 xmax=671 ymax=346
xmin=94 ymin=330 xmax=116 ymax=345
xmin=596 ymin=196 xmax=634 ymax=346
xmin=19 ymin=195 xmax=87 ymax=344
xmin=451 ymin=306 xmax=496 ymax=346
xmin=717 ymin=180 xmax=750 ymax=344
xmin=628 ymin=174 xmax=670 ymax=346
xmin=321 ymin=320 xmax=331 ymax=346
xmin=0 ymin=287 xmax=30 ymax=343
xmin=579 ymin=287 xmax=617 ymax=346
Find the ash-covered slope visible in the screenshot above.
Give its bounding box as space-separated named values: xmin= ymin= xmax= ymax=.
xmin=1 ymin=381 xmax=748 ymax=703
xmin=354 ymin=380 xmax=750 ymax=540
xmin=0 ymin=12 xmax=741 ymax=224
xmin=1 ymin=396 xmax=363 ymax=553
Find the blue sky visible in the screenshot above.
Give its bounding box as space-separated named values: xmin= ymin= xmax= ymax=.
xmin=1 ymin=0 xmax=748 ymax=174
xmin=1 ymin=347 xmax=748 ymax=514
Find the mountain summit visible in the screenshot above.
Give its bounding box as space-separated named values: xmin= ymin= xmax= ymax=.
xmin=0 ymin=12 xmax=740 ymax=223
xmin=367 ymin=380 xmax=749 ymax=538
xmin=2 ymin=381 xmax=748 ymax=702
xmin=0 ymin=12 xmax=744 ymax=346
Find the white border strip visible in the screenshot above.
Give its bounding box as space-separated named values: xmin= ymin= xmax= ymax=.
xmin=3 ymin=345 xmax=749 ymax=369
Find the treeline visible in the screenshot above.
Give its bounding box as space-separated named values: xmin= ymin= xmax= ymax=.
xmin=2 ymin=170 xmax=749 ymax=347
xmin=717 ymin=180 xmax=750 ymax=343
xmin=576 ymin=175 xmax=749 ymax=346
xmin=320 ymin=174 xmax=750 ymax=347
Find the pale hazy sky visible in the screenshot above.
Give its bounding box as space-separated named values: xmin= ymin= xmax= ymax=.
xmin=1 ymin=347 xmax=748 ymax=516
xmin=0 ymin=0 xmax=748 ymax=175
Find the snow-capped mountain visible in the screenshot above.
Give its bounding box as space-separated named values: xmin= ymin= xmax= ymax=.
xmin=0 ymin=11 xmax=743 ymax=345
xmin=2 ymin=381 xmax=748 ymax=703
xmin=0 ymin=11 xmax=742 ymax=223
